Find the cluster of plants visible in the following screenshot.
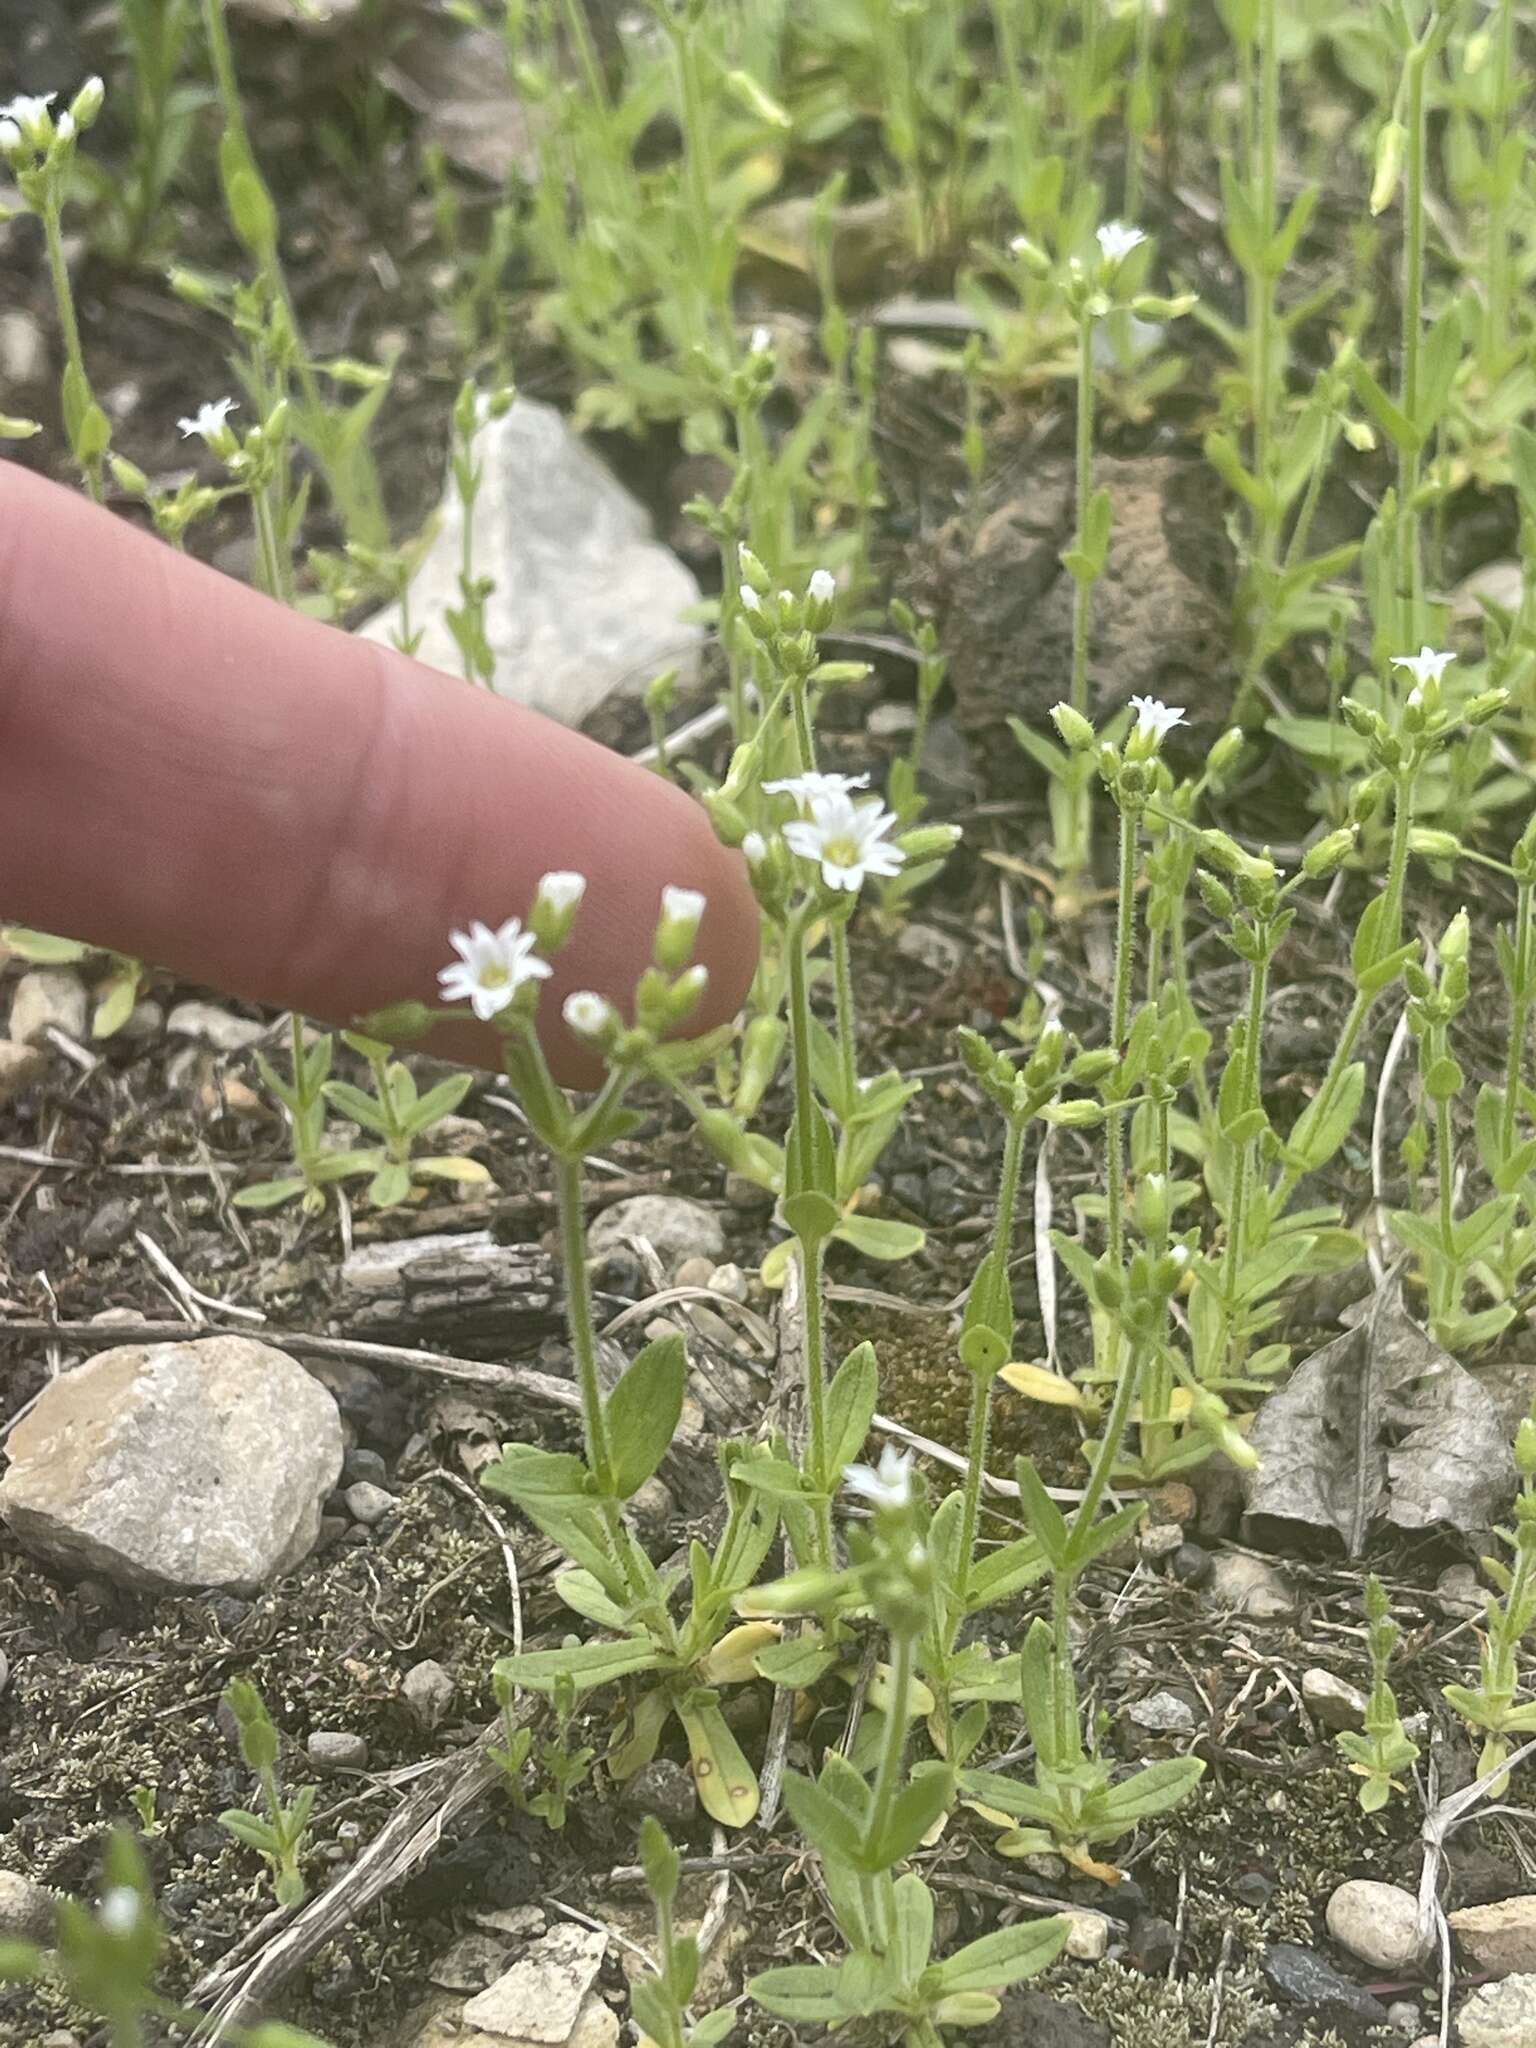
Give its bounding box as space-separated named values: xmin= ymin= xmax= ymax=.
xmin=10 ymin=0 xmax=1536 ymax=2039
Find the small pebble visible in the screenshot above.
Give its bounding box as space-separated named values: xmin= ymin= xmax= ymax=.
xmin=1387 ymin=2001 xmax=1422 ymax=2036
xmin=1169 ymin=1542 xmax=1211 ymax=1587
xmin=675 ymin=1255 xmax=716 ymax=1290
xmin=1303 ymin=1667 xmax=1367 ymax=1733
xmin=9 ymin=968 xmax=88 ymax=1046
xmin=1326 ymin=1879 xmax=1427 ymax=1971
xmin=0 ymin=1870 xmax=57 ymax=1942
xmin=165 ymin=1000 xmax=267 ymax=1052
xmin=344 ymin=1481 xmax=395 ymax=1525
xmin=307 ymin=1730 xmax=369 ymax=1770
xmin=1137 ymin=1521 xmax=1184 ymax=1563
xmin=618 ymin=1759 xmax=696 ymax=1829
xmin=1127 ymin=1690 xmax=1196 ymax=1735
xmin=342 ymin=1448 xmax=389 ymax=1489
xmin=1129 ymin=1915 xmax=1177 ymax=1974
xmin=1436 ymin=1564 xmax=1483 ymax=1619
xmin=725 ymin=1172 xmax=773 ymax=1212
xmin=1204 ymin=1550 xmax=1296 ymax=1618
xmin=1062 ymin=1909 xmax=1110 ymax=1962
xmin=116 ymin=998 xmax=163 ymax=1044
xmin=402 ymin=1659 xmax=456 ymax=1730
xmin=707 ymin=1262 xmax=749 ymax=1302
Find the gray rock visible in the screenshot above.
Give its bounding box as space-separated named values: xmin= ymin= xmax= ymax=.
xmin=165 ymin=1001 xmax=267 ymax=1053
xmin=1261 ymin=1942 xmax=1388 ymax=2024
xmin=725 ymin=1172 xmax=774 ymax=1213
xmin=81 ymin=1198 xmax=139 ymax=1260
xmin=308 ymin=1730 xmax=369 ymax=1770
xmin=1127 ymin=1690 xmax=1196 ymax=1734
xmin=461 ymin=1923 xmax=608 ymax=2043
xmin=1062 ymin=1908 xmax=1109 ymax=1961
xmin=895 ymin=923 xmax=963 ymax=977
xmin=10 ymin=968 xmax=88 ymax=1046
xmin=1325 ymin=1879 xmax=1428 ymax=1972
xmin=1387 ymin=2002 xmax=1423 ymax=2036
xmin=0 ymin=1338 xmax=343 ymax=1592
xmin=428 ymin=1932 xmax=511 ymax=1993
xmin=0 ymin=1870 xmax=57 ymax=1942
xmin=0 ymin=309 xmax=46 ymax=383
xmin=0 ymin=1040 xmax=46 ymax=1106
xmin=1303 ymin=1667 xmax=1368 ymax=1732
xmin=588 ymin=1195 xmax=724 ymax=1275
xmin=1451 ymin=1898 xmax=1536 ymax=1979
xmin=345 ymin=1481 xmax=396 ymax=1525
xmin=402 ymin=1659 xmax=456 ymax=1730
xmin=618 ymin=1760 xmax=695 ymax=1830
xmin=707 ymin=1262 xmax=749 ymax=1302
xmin=1459 ymin=1974 xmax=1536 ymax=2048
xmin=868 ymin=701 xmax=918 ymax=739
xmin=358 ymin=398 xmax=702 ymax=727
xmin=1203 ymin=1550 xmax=1296 ymax=1618
xmin=116 ymin=998 xmax=164 ymax=1044
xmin=1436 ymin=1563 xmax=1484 ymax=1618
xmin=343 ymin=1448 xmax=389 ymax=1489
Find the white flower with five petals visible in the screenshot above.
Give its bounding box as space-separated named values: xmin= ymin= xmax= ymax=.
xmin=1390 ymin=646 xmax=1455 ymax=691
xmin=844 ymin=1445 xmax=914 ymax=1510
xmin=763 ymin=770 xmax=871 ymax=807
xmin=1096 ymin=221 xmax=1147 ymax=266
xmin=177 ymin=397 xmax=239 ymax=442
xmin=1128 ymin=695 xmax=1187 ymax=743
xmin=439 ymin=919 xmax=551 ymax=1021
xmin=782 ymin=789 xmax=905 ymax=893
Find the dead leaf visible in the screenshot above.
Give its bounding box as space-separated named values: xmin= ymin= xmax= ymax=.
xmin=1244 ymin=1265 xmax=1516 ymax=1556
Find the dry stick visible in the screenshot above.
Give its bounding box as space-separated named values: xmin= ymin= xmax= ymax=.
xmin=1414 ymin=1735 xmax=1536 ymax=2048
xmin=188 ymin=1712 xmax=524 ymax=2040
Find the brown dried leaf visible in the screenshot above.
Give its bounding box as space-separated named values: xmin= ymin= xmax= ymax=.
xmin=1244 ymin=1266 xmax=1515 ymax=1556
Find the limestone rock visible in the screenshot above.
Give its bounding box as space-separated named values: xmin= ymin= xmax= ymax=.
xmin=0 ymin=1338 xmax=343 ymax=1592
xmin=1452 ymin=1898 xmax=1536 ymax=1979
xmin=359 ymin=398 xmax=702 ymax=727
xmin=9 ymin=968 xmax=88 ymax=1046
xmin=165 ymin=1001 xmax=267 ymax=1053
xmin=1325 ymin=1879 xmax=1428 ymax=1972
xmin=1459 ymin=1974 xmax=1536 ymax=2048
xmin=461 ymin=1923 xmax=608 ymax=2043
xmin=0 ymin=1870 xmax=57 ymax=1942
xmin=402 ymin=1659 xmax=456 ymax=1730
xmin=1203 ymin=1550 xmax=1296 ymax=1618
xmin=1302 ymin=1667 xmax=1368 ymax=1732
xmin=587 ymin=1195 xmax=725 ymax=1275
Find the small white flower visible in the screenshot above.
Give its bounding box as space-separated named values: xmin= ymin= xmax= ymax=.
xmin=1168 ymin=1243 xmax=1190 ymax=1269
xmin=742 ymin=831 xmax=768 ymax=867
xmin=98 ymin=1886 xmax=141 ymax=1936
xmin=536 ymin=870 xmax=586 ymax=916
xmin=0 ymin=121 xmax=19 ymax=152
xmin=439 ymin=918 xmax=551 ymax=1021
xmin=0 ymin=92 xmax=55 ymax=132
xmin=55 ymin=110 xmax=74 ymax=140
xmin=783 ymin=788 xmax=906 ymax=893
xmin=1096 ymin=221 xmax=1147 ymax=266
xmin=661 ymin=885 xmax=707 ymax=928
xmin=177 ymin=396 xmax=239 ymax=442
xmin=750 ymin=324 xmax=773 ymax=353
xmin=563 ymin=990 xmax=614 ymax=1038
xmin=1128 ymin=695 xmax=1187 ymax=743
xmin=1390 ymin=645 xmax=1455 ymax=690
xmin=763 ymin=770 xmax=871 ymax=807
xmin=808 ymin=568 xmax=836 ymax=605
xmin=1407 ymin=685 xmax=1424 ymax=710
xmin=739 ymin=584 xmax=763 ymax=614
xmin=844 ymin=1444 xmax=914 ymax=1510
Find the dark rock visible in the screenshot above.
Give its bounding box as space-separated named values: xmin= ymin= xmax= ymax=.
xmin=81 ymin=1198 xmax=139 ymax=1259
xmin=619 ymin=1760 xmax=695 ymax=1830
xmin=978 ymin=1988 xmax=1110 ymax=2048
xmin=1128 ymin=1914 xmax=1178 ymax=1973
xmin=891 ymin=1173 xmax=927 ymax=1213
xmin=1232 ymin=1870 xmax=1274 ymax=1909
xmin=1169 ymin=1542 xmax=1212 ymax=1586
xmin=400 ymin=1826 xmax=541 ymax=1917
xmin=590 ymin=1251 xmax=648 ymax=1304
xmin=342 ymin=1448 xmax=389 ymax=1489
xmin=1261 ymin=1942 xmax=1388 ymax=2025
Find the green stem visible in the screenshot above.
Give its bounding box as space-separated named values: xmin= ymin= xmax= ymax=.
xmin=786 ymin=920 xmax=835 ymax=1565
xmin=1486 ymin=0 xmax=1515 ymax=370
xmin=790 ymin=677 xmax=817 ymax=775
xmin=1433 ymin=1083 xmax=1457 ymax=1321
xmin=865 ymin=1629 xmax=916 ymax=1861
xmin=554 ymin=1152 xmax=615 ymax=1488
xmin=956 ymin=1115 xmax=1027 ymax=1602
xmin=1398 ymin=35 xmax=1430 ymax=639
xmin=1071 ymin=1335 xmax=1148 ymax=1541
xmin=1105 ymin=802 xmax=1140 ymax=1269
xmin=1069 ymin=309 xmax=1095 ymax=724
xmin=831 ymin=920 xmax=860 ymax=1113
xmin=41 ymin=195 xmax=103 ymax=501
xmin=1252 ymin=0 xmax=1278 ymax=565
xmin=1223 ymin=949 xmax=1270 ymax=1303
xmin=1502 ymin=878 xmax=1532 ymax=1159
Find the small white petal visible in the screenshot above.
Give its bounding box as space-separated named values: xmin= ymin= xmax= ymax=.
xmin=661 ymin=885 xmax=706 ymax=926
xmin=0 ymin=121 xmax=20 ymax=151
xmin=750 ymin=324 xmax=773 ymax=353
xmin=98 ymin=1887 xmax=141 ymax=1936
xmin=763 ymin=770 xmax=870 ymax=806
xmin=1096 ymin=221 xmax=1147 ymax=264
xmin=1127 ymin=695 xmax=1187 ymax=742
xmin=808 ymin=568 xmax=836 ymax=604
xmin=742 ymin=831 xmax=768 ymax=867
xmin=563 ymin=991 xmax=613 ymax=1037
xmin=843 ymin=1444 xmax=914 ymax=1510
xmin=739 ymin=584 xmax=762 ymax=614
xmin=438 ymin=915 xmax=550 ymax=1020
xmin=537 ymin=870 xmax=586 ymax=915
xmin=1390 ymin=645 xmax=1455 ymax=689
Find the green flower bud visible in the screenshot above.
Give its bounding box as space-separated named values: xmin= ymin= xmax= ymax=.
xmin=897 ymin=823 xmax=963 ymax=862
xmin=1067 ymin=1048 xmax=1119 ymax=1086
xmin=736 ymin=545 xmax=772 ymax=597
xmin=1465 ymin=689 xmax=1509 ymax=727
xmin=1051 ymin=702 xmax=1096 ymax=751
xmin=1517 ymin=1415 xmax=1536 ymax=1477
xmin=1339 ymin=697 xmax=1379 ymax=740
xmin=1408 ymin=827 xmax=1463 ymax=861
xmin=69 ymin=75 xmax=105 ymax=129
xmin=1302 ymin=827 xmax=1356 ymax=880
xmin=1208 ymin=727 xmax=1245 ymax=782
xmin=1439 ymin=907 xmax=1471 ymax=968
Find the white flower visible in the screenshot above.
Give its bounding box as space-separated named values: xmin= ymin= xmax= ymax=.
xmin=439 ymin=918 xmax=551 ymax=1020
xmin=739 ymin=584 xmax=763 ymax=615
xmin=844 ymin=1444 xmax=914 ymax=1510
xmin=0 ymin=92 xmax=54 ymax=132
xmin=55 ymin=111 xmax=74 ymax=141
xmin=98 ymin=1886 xmax=141 ymax=1936
xmin=783 ymin=788 xmax=906 ymax=893
xmin=0 ymin=122 xmax=19 ymax=152
xmin=1128 ymin=695 xmax=1187 ymax=742
xmin=536 ymin=871 xmax=586 ymax=916
xmin=661 ymin=885 xmax=706 ymax=927
xmin=763 ymin=770 xmax=871 ymax=808
xmin=808 ymin=568 xmax=836 ymax=605
xmin=1096 ymin=221 xmax=1147 ymax=266
xmin=742 ymin=831 xmax=768 ymax=867
xmin=1390 ymin=645 xmax=1455 ymax=690
xmin=750 ymin=324 xmax=773 ymax=353
xmin=562 ymin=990 xmax=614 ymax=1038
xmin=177 ymin=396 xmax=238 ymax=442
xmin=1168 ymin=1243 xmax=1190 ymax=1269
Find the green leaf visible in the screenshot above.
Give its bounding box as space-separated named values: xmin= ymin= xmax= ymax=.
xmin=929 ymin=1913 xmax=1071 ymax=1994
xmin=869 ymin=1761 xmax=953 ymax=1869
xmin=783 ymin=1769 xmax=865 ymax=1866
xmin=748 ymin=1964 xmax=850 ymax=2024
xmin=606 ymin=1333 xmax=687 ymax=1499
xmin=677 ymin=1692 xmax=759 ymax=1827
xmin=1 ymin=927 xmax=89 ymax=964
xmin=368 ymin=1161 xmax=412 ymax=1208
xmin=554 ymin=1569 xmax=629 ymax=1629
xmin=824 ymin=1341 xmax=879 ymax=1480
xmin=1347 ymin=353 xmax=1417 ymax=452
xmin=1018 ymin=1617 xmax=1060 ymax=1768
xmin=1286 ymin=1062 xmax=1365 ymax=1173
xmin=834 ymin=1215 xmax=926 ymax=1262
xmin=1068 ymin=1501 xmax=1145 ymax=1572
xmin=1098 ymin=1756 xmax=1205 ymax=1826
xmin=323 ymin=1080 xmax=394 ymax=1133
xmin=755 ymin=1634 xmax=836 ymax=1688
xmin=891 ymin=1871 xmax=935 ymax=1987
xmin=1415 ymin=301 xmax=1465 ymax=437
xmin=92 ymin=967 xmax=140 ymax=1040
xmin=218 ymin=1809 xmax=279 ymax=1850
xmin=964 ymin=1538 xmax=1048 ymax=1612
xmin=1013 ymin=1458 xmax=1068 ymax=1568
xmin=494 ymin=1636 xmax=660 ymax=1698
xmin=690 ymin=2008 xmax=736 ymax=2047
xmin=232 ymin=1177 xmax=308 ymax=1211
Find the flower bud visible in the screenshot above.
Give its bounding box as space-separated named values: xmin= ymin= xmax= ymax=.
xmin=1439 ymin=907 xmax=1471 ymax=969
xmin=1197 ymin=870 xmax=1234 ymax=919
xmin=1517 ymin=1414 xmax=1536 ymax=1477
xmin=1371 ymin=119 xmax=1406 ymax=215
xmin=1067 ymin=1048 xmax=1119 ymax=1087
xmin=1135 ymin=1173 xmax=1170 ymax=1241
xmin=1302 ymin=827 xmax=1356 ymax=880
xmin=1464 ymin=689 xmax=1509 ymax=727
xmin=562 ymin=990 xmax=617 ymax=1046
xmin=667 ymin=964 xmax=709 ymax=1025
xmin=805 ymin=567 xmax=836 ymax=629
xmin=1208 ymin=727 xmax=1245 ymax=782
xmin=654 ymin=884 xmax=706 ymax=971
xmin=1051 ymin=703 xmax=1096 ymax=751
xmin=897 ymin=823 xmax=962 ymax=862
xmin=1339 ymin=697 xmax=1378 ymax=740
xmin=1408 ymin=827 xmax=1462 ymax=861
xmin=1049 ymin=1098 xmax=1107 ymax=1128
xmin=69 ymin=75 xmax=105 ymax=129
xmin=1351 ymin=772 xmax=1390 ymax=824
xmin=736 ymin=545 xmax=772 ymax=597
xmin=703 ymin=788 xmax=749 ymax=847
xmin=529 ymin=870 xmax=586 ymax=952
